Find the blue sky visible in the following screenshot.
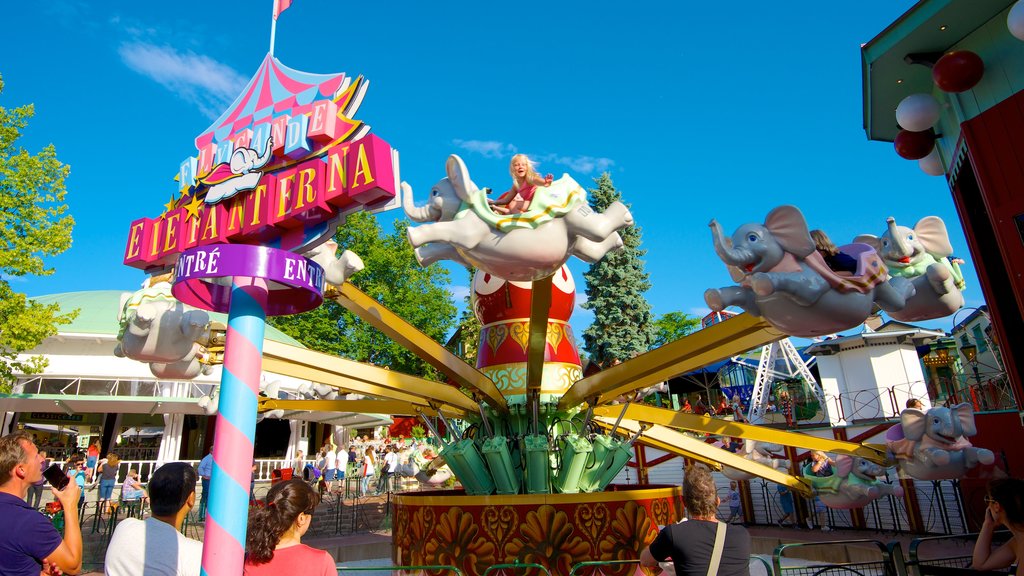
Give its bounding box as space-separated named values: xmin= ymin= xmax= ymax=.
xmin=3 ymin=0 xmax=982 ymax=340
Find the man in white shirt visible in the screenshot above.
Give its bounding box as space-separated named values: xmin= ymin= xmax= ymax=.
xmin=335 ymin=445 xmax=348 ymax=489
xmin=104 ymin=462 xmax=203 ymax=576
xmin=323 ymin=444 xmax=338 ymax=488
xmin=376 ymin=445 xmax=399 ymax=495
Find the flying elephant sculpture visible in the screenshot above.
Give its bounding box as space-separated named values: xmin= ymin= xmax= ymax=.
xmin=115 ymin=280 xmax=212 ymax=380
xmin=887 ymin=403 xmax=995 ymax=480
xmin=721 ymin=440 xmax=784 ymax=481
xmin=403 ymin=155 xmax=634 ymax=282
xmin=301 ymin=240 xmax=364 ymax=286
xmin=704 ymin=205 xmax=915 ymax=337
xmin=802 ymin=455 xmax=903 ymax=509
xmin=854 ymin=216 xmax=965 ymax=322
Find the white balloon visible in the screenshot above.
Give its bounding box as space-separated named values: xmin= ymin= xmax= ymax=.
xmin=919 ymin=148 xmax=945 ymax=176
xmin=896 ymin=93 xmax=941 ymax=132
xmin=1009 ymin=0 xmax=1024 ymax=41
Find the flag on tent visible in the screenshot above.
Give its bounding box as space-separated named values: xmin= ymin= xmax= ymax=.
xmin=274 ymin=0 xmax=293 ymax=20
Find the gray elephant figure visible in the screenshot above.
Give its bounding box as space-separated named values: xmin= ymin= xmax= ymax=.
xmin=854 ymin=216 xmax=965 ymax=322
xmin=895 ymin=403 xmax=995 ymax=480
xmin=302 ymin=240 xmax=364 ymax=286
xmin=721 ymin=440 xmax=784 ymax=481
xmin=704 ymin=205 xmax=915 ymax=337
xmin=115 ymin=281 xmax=211 ymax=379
xmin=404 ymin=155 xmax=634 ymax=282
xmin=804 ymin=455 xmax=903 ymax=509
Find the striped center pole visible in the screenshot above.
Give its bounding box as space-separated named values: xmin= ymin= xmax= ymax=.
xmin=201 ymin=278 xmax=268 ymax=576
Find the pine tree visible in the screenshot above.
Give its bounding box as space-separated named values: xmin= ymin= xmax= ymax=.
xmin=581 ymin=173 xmax=654 ymax=368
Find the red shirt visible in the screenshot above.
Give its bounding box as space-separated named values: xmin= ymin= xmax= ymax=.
xmin=244 ymin=544 xmax=335 ymax=576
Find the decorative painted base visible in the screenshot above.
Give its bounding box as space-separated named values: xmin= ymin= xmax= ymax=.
xmin=393 ymin=485 xmax=683 ymax=576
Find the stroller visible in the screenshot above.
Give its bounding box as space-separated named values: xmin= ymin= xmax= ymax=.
xmin=302 ymin=463 xmax=324 ymax=494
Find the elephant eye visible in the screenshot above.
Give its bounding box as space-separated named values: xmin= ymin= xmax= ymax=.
xmin=907 ymin=233 xmax=915 ymax=242
xmin=747 ymin=234 xmax=758 ymax=243
xmin=882 ymin=239 xmax=889 ymax=247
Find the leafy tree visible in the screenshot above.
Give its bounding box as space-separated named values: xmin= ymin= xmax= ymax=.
xmin=581 ymin=173 xmax=654 ymax=368
xmin=270 ymin=211 xmax=457 ymax=379
xmin=0 ymin=74 xmax=77 ymax=390
xmin=453 ymin=267 xmax=481 ymax=364
xmin=652 ymin=311 xmax=701 ymax=348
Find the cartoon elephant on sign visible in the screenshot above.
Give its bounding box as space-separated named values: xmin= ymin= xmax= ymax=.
xmin=203 ymin=137 xmax=274 ymax=204
xmin=854 ymin=216 xmax=965 ymax=322
xmin=115 ymin=281 xmax=212 ymax=379
xmin=803 ymin=455 xmax=903 ymax=509
xmin=895 ymin=403 xmax=995 ymax=480
xmin=704 ymin=205 xmax=915 ymax=337
xmin=301 ymin=240 xmax=364 ymax=286
xmin=403 ymin=155 xmax=633 ymax=282
xmin=722 ymin=440 xmax=784 ymax=481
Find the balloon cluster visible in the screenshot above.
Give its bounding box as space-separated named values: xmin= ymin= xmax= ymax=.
xmin=892 ymin=48 xmax=985 ymax=175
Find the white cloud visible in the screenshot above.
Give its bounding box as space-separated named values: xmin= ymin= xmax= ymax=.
xmin=449 ymin=285 xmax=470 ymax=302
xmin=535 ymin=153 xmax=615 ymax=175
xmin=452 ymin=139 xmax=518 ymax=159
xmin=118 ymin=42 xmax=247 ymax=118
xmin=576 ymin=293 xmax=589 ymax=306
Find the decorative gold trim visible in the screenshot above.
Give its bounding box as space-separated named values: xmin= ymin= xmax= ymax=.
xmin=481 ymin=318 xmax=571 ymax=330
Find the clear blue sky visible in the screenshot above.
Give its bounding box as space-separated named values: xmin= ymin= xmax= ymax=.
xmin=3 ymin=0 xmax=983 ymax=339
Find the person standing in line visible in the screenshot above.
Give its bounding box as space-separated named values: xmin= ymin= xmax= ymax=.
xmin=640 ymin=464 xmax=751 ymax=575
xmin=360 ymin=447 xmax=376 ymax=498
xmin=291 ymin=450 xmax=304 ymax=478
xmin=96 ymin=453 xmax=120 ymax=516
xmin=347 ymin=445 xmax=358 ymax=466
xmin=197 ymin=446 xmax=214 ymax=521
xmin=0 ymin=431 xmax=83 ymax=575
xmin=243 ymin=479 xmax=335 ymax=575
xmin=322 ymin=443 xmax=337 ymax=490
xmin=335 ymin=445 xmax=347 ymax=492
xmin=776 ymin=484 xmax=795 ymax=527
xmin=104 ymin=462 xmax=203 ymax=576
xmin=26 ymin=449 xmax=50 ymax=510
xmin=85 ymin=441 xmax=100 ymax=483
xmin=67 ymin=456 xmax=87 ymax=513
xmin=725 ymin=481 xmax=742 ymax=524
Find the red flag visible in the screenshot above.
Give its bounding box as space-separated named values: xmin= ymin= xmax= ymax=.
xmin=273 ymin=0 xmax=292 ymax=20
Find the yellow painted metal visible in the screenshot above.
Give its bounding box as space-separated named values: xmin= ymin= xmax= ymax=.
xmin=596 ymin=417 xmax=814 ymax=496
xmin=593 ymin=404 xmax=888 ymax=463
xmin=331 ymin=283 xmax=508 ymax=413
xmin=261 ymin=342 xmax=476 ymax=417
xmin=526 ymin=275 xmax=553 ymax=393
xmin=558 ymin=314 xmax=783 ymax=411
xmin=257 ymin=397 xmax=439 ymax=417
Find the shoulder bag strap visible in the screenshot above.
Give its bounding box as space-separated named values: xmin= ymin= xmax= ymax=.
xmin=706 ymin=521 xmax=728 ymax=576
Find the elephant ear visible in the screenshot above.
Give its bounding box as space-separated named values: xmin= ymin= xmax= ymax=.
xmin=853 ymin=234 xmax=882 ymax=254
xmin=914 ymin=216 xmax=954 ymax=258
xmin=834 ymin=455 xmax=853 ymax=477
xmin=901 ymin=408 xmax=928 ymax=441
xmin=765 ymin=205 xmax=815 ymax=258
xmin=951 ymin=402 xmax=978 ymax=436
xmin=445 ymin=154 xmax=474 ymax=202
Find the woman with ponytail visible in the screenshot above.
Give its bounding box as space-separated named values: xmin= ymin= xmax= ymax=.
xmin=244 ymin=479 xmax=335 ymax=575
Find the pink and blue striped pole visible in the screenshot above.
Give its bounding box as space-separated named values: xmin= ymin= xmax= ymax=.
xmin=172 ymin=244 xmax=325 ymax=575
xmin=201 ymin=278 xmax=268 ymax=576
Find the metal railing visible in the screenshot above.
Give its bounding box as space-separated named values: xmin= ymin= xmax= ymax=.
xmin=773 ymin=539 xmax=898 ymax=576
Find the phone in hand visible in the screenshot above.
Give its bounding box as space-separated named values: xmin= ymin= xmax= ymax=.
xmin=42 ymin=463 xmax=70 ymax=491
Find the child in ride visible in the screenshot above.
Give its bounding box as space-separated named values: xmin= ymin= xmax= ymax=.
xmin=489 ymin=154 xmax=553 ymax=215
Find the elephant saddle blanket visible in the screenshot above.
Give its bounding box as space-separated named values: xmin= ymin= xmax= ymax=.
xmin=463 ymin=175 xmax=585 ymax=232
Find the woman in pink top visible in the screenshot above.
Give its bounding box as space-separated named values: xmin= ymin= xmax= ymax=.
xmin=244 ymin=479 xmax=335 ymax=575
xmin=490 ymin=154 xmax=553 ymax=214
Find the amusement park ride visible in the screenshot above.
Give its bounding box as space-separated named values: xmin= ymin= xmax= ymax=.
xmin=112 ymin=28 xmax=992 ymax=576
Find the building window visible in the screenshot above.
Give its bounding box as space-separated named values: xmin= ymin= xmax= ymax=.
xmin=972 ymin=325 xmax=988 ymax=352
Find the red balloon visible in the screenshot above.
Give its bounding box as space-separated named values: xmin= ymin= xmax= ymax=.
xmin=894 ymin=129 xmax=936 ymax=160
xmin=932 ymin=51 xmax=984 ymax=93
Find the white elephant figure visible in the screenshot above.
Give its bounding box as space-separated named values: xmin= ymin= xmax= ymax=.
xmin=115 ymin=281 xmax=211 ymax=379
xmin=301 ymin=240 xmax=364 ymax=286
xmin=203 ymin=137 xmax=274 ymax=204
xmin=721 ymin=440 xmax=784 ymax=481
xmin=198 ymin=391 xmax=219 ymax=416
xmin=704 ymin=205 xmax=915 ymax=337
xmin=403 ymin=155 xmax=634 ymax=282
xmin=259 ymin=379 xmax=285 ymax=419
xmin=892 ymin=403 xmax=995 ymax=480
xmin=803 ymin=455 xmax=903 ymax=509
xmin=854 ymin=216 xmax=965 ymax=322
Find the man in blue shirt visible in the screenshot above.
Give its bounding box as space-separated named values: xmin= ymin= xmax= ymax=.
xmin=0 ymin=431 xmax=83 ymax=575
xmin=197 ymin=446 xmax=213 ymax=521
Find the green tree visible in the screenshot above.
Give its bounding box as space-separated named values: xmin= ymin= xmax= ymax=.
xmin=652 ymin=311 xmax=701 ymax=348
xmin=581 ymin=173 xmax=654 ymax=368
xmin=270 ymin=211 xmax=457 ymax=379
xmin=0 ymin=74 xmax=77 ymax=390
xmin=453 ymin=267 xmax=481 ymax=364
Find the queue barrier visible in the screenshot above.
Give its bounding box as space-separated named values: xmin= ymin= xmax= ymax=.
xmin=905 ymin=532 xmax=1014 ymax=576
xmin=773 ymin=538 xmax=897 ymax=576
xmin=481 ymin=563 xmax=551 ymax=576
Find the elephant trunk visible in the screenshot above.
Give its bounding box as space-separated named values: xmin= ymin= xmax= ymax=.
xmin=887 ymin=217 xmax=912 ymax=259
xmin=710 ymin=219 xmax=754 ymax=266
xmin=253 ymin=137 xmax=274 ymax=170
xmin=402 ymin=182 xmax=436 ymax=222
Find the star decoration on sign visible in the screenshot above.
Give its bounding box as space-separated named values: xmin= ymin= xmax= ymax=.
xmin=163 ymin=195 xmax=178 ymax=215
xmin=184 ymin=194 xmax=205 ymax=222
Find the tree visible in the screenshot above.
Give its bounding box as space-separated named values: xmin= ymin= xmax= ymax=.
xmin=269 ymin=211 xmax=457 ymax=379
xmin=652 ymin=311 xmax=701 ymax=349
xmin=453 ymin=267 xmax=481 ymax=365
xmin=0 ymin=74 xmax=77 ymax=390
xmin=581 ymin=173 xmax=654 ymax=368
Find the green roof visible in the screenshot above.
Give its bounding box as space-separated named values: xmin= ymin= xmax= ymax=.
xmin=31 ymin=290 xmax=305 ymax=348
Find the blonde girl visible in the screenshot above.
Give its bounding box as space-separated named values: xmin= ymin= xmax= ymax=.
xmin=490 ymin=154 xmax=553 ymax=214
xmin=360 ymin=447 xmax=376 ymax=497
